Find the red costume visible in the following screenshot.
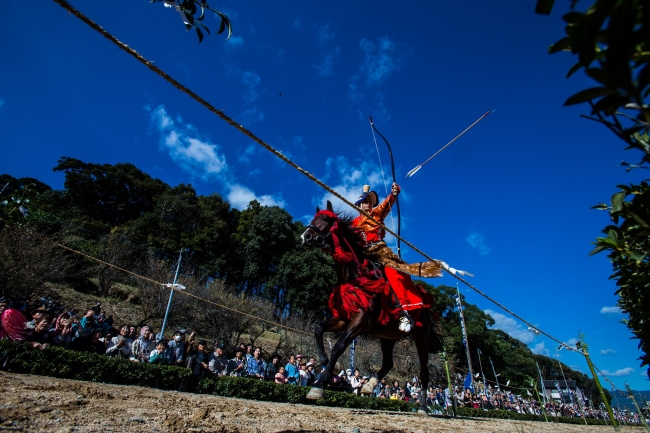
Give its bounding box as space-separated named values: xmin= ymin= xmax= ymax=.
xmin=352 ymin=189 xmax=436 ymax=320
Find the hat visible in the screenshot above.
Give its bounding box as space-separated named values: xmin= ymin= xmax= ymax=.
xmin=271 ymin=353 xmax=281 ymax=360
xmin=234 ymin=346 xmax=244 ymax=353
xmin=91 ymin=327 xmax=104 ymax=336
xmin=0 ymin=296 xmax=6 ymax=304
xmin=215 ymin=343 xmax=225 ymax=350
xmin=306 ymin=362 xmax=314 ymax=367
xmin=30 ymin=305 xmax=53 ymax=317
xmin=354 ymin=185 xmax=378 ymax=207
xmin=362 ymin=375 xmax=369 ymax=380
xmin=295 ymin=354 xmax=303 ymax=358
xmin=346 ymin=369 xmax=352 ymax=374
xmin=198 ymin=340 xmax=207 ymax=346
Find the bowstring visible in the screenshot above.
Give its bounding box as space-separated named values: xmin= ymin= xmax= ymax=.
xmin=370 ymin=123 xmax=398 ymax=253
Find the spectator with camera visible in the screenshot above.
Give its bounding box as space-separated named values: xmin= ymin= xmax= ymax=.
xmin=72 ymin=327 xmax=107 ymax=355
xmin=130 ymin=325 xmax=156 ymax=362
xmin=227 ymin=346 xmax=247 ymax=377
xmin=187 ymin=339 xmax=210 ymax=376
xmin=27 ymin=306 xmax=54 ymax=349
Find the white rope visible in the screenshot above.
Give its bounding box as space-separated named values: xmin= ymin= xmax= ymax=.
xmin=369 ymin=123 xmax=398 ymax=254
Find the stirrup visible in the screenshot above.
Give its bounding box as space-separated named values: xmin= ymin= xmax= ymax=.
xmin=398 ymin=312 xmax=413 ymax=333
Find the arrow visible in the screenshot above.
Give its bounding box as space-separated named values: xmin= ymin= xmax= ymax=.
xmin=406 ymin=108 xmax=495 ymax=178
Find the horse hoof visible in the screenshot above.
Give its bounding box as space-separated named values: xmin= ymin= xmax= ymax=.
xmin=417 ymin=409 xmax=428 ymax=417
xmin=360 ymin=377 xmax=378 ymax=395
xmin=306 ymin=387 xmax=325 ymax=400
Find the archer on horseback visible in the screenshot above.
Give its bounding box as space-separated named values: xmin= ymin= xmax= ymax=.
xmin=353 ymin=183 xmax=443 ymax=333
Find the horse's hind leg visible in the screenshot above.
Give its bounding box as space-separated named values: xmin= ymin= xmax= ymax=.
xmin=413 ymin=313 xmax=432 ymax=416
xmin=314 ymin=316 xmax=346 ymax=369
xmin=361 ymin=338 xmax=395 ymax=395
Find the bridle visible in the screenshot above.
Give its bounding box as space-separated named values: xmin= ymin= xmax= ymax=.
xmin=302 ymin=220 xmax=333 ymax=251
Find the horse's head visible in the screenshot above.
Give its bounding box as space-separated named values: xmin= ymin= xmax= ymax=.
xmin=301 ymin=200 xmax=337 ymax=251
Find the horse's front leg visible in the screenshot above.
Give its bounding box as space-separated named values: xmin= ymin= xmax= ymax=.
xmin=306 ymin=313 xmax=366 ymax=400
xmin=314 ymin=316 xmax=346 ymax=369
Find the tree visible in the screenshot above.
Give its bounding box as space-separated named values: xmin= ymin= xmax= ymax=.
xmin=53 ymin=157 xmax=170 ymax=230
xmin=538 ymin=0 xmax=650 ymax=379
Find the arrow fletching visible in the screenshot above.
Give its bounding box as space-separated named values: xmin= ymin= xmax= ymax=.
xmin=406 ymin=165 xmax=422 ymax=178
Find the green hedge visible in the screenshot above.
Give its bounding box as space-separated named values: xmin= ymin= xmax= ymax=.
xmin=0 ymin=341 xmax=625 ymax=426
xmin=198 ymin=375 xmax=417 ymax=411
xmin=0 ymin=340 xmax=191 ymax=390
xmin=454 ymin=406 xmax=609 ymax=425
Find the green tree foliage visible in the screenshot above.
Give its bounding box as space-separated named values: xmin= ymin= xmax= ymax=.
xmin=53 ymin=157 xmax=169 ymax=230
xmin=540 ymin=0 xmax=650 ymax=378
xmin=3 ymin=157 xmax=336 ymax=317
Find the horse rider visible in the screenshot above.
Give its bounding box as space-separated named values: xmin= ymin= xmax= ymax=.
xmin=352 ymin=183 xmax=442 ymax=332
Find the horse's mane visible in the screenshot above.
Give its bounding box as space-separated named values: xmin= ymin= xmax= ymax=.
xmin=334 ymin=211 xmax=368 ymax=260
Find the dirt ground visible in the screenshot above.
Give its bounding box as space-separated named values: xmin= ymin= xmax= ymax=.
xmin=0 ymin=372 xmax=641 ymax=433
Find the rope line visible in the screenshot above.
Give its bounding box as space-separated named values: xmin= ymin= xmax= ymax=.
xmin=51 ymin=0 xmax=580 ymax=357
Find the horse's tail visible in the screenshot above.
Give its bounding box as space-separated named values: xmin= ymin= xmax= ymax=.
xmin=426 ymin=308 xmax=445 ymax=354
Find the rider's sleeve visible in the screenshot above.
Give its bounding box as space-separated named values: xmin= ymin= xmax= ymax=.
xmin=372 ymin=194 xmax=396 ymax=223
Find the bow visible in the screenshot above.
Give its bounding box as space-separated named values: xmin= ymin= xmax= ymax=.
xmin=369 ymin=116 xmax=401 ymax=259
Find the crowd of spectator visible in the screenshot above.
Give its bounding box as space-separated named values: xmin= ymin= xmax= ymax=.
xmin=0 ymin=296 xmax=648 ymax=424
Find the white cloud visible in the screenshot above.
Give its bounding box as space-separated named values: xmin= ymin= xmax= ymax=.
xmin=318 ymin=24 xmax=335 ymax=45
xmin=600 ymin=367 xmax=633 ymax=377
xmin=467 ymin=231 xmax=490 ymax=255
xmin=314 ymin=156 xmax=384 ymax=212
xmin=313 ymin=47 xmax=340 ymax=77
xmin=484 ymin=309 xmax=535 ymax=344
xmin=225 ymin=36 xmax=244 ymax=50
xmin=227 ymin=184 xmax=284 ymax=210
xmin=241 ymin=71 xmax=261 ymax=103
xmin=532 ymin=342 xmax=550 ymax=356
xmin=149 ymin=104 xmax=283 ymax=210
xmin=358 ymin=37 xmax=402 ymax=86
xmin=600 ymin=306 xmax=622 ymax=314
xmin=600 ymin=349 xmax=617 ymax=356
xmin=642 ymin=371 xmax=648 ymax=377
xmin=151 ymin=105 xmax=227 ymax=177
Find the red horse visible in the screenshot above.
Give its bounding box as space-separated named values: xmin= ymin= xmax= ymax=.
xmin=301 ymin=201 xmax=442 ymax=415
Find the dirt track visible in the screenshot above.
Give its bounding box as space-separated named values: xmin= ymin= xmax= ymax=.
xmin=0 ymin=372 xmax=640 ymax=433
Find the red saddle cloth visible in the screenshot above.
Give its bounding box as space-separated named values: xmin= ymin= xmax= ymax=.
xmin=328 ymin=276 xmax=400 ymax=326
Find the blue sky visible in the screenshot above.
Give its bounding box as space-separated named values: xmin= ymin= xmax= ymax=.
xmin=1 ymin=1 xmax=648 ymax=390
